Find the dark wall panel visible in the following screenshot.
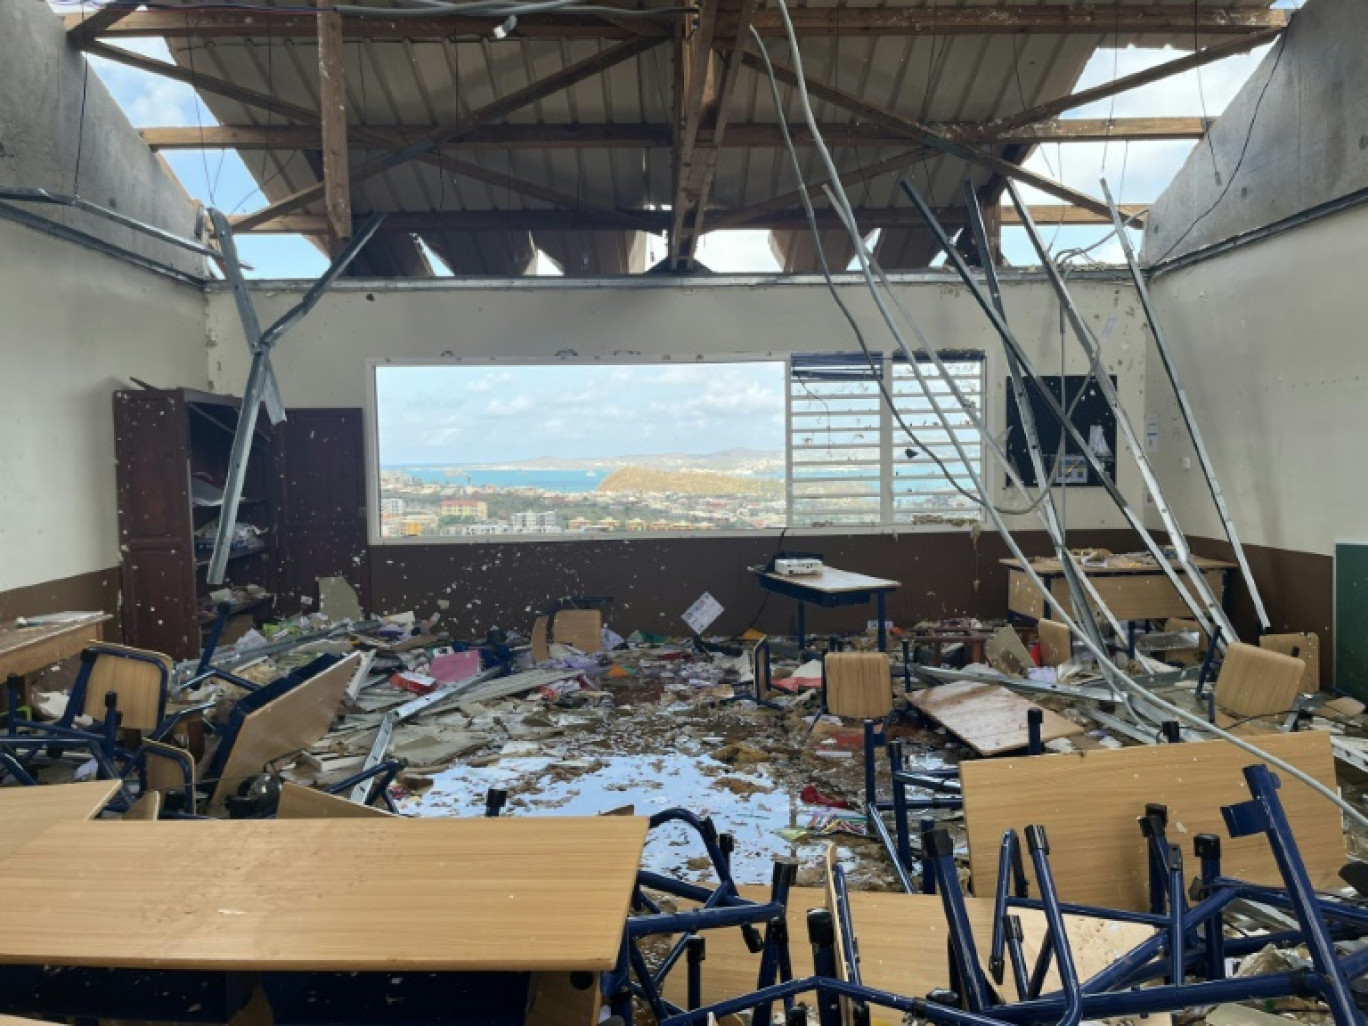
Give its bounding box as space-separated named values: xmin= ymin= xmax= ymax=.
xmin=1187 ymin=535 xmax=1334 ymax=685
xmin=0 ymin=567 xmax=122 ymax=636
xmin=368 ymin=529 xmax=1139 ymax=639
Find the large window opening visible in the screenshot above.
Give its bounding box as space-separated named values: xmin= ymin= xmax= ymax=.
xmin=371 ymin=354 xmax=983 ymax=542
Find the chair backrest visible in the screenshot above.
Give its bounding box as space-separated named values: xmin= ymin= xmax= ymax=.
xmin=1214 ymin=641 xmax=1306 ymax=719
xmin=123 ymin=791 xmax=162 ymax=820
xmin=79 ymin=644 xmax=173 ymax=731
xmin=825 ymin=651 xmax=893 ymax=720
xmin=140 ymin=739 xmax=198 ymax=815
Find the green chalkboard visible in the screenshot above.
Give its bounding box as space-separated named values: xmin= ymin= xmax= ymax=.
xmin=1335 ymin=542 xmax=1368 ymax=700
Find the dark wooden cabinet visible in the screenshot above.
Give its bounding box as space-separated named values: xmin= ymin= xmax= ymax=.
xmin=276 ymin=409 xmax=371 ymax=613
xmin=113 ymin=389 xmax=283 ymax=659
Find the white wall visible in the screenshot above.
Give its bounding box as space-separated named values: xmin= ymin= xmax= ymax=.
xmin=0 ymin=0 xmax=205 ymax=275
xmin=1143 ymin=0 xmax=1368 ymax=265
xmin=1147 ymin=203 xmax=1368 ymax=558
xmin=205 ymin=274 xmax=1150 ymax=534
xmin=0 ymin=221 xmax=206 ymax=592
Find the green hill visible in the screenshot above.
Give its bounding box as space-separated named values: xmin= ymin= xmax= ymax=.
xmin=597 ymin=466 xmax=783 ymax=497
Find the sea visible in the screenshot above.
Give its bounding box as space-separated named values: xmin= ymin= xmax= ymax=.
xmin=390 ymin=466 xmax=609 ymax=494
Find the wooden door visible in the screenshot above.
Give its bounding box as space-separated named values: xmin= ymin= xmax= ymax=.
xmin=276 ymin=409 xmax=371 ymax=614
xmin=113 ymin=391 xmax=198 ymax=657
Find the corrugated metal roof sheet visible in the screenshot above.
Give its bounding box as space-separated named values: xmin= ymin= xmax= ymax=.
xmin=151 ymin=0 xmax=1276 ymax=275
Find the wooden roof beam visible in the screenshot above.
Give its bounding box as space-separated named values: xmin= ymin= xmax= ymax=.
xmin=736 ymin=50 xmax=1124 ymax=222
xmin=232 ymin=36 xmax=661 ymax=233
xmin=139 ymin=117 xmax=1209 ymax=152
xmin=668 ymin=0 xmax=757 ymax=269
xmin=67 ymin=6 xmax=1287 ymax=42
xmin=232 ymin=203 xmax=1145 ymax=234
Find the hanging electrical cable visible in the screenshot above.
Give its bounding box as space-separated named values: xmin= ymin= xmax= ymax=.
xmin=755 ymin=0 xmax=1368 ymax=834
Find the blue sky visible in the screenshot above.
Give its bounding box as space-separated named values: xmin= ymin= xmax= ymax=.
xmin=376 ymin=362 xmax=786 ymax=464
xmin=77 ymin=12 xmax=1299 ymax=278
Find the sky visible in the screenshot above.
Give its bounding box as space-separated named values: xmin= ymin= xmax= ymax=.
xmin=73 ymin=3 xmax=1303 ymax=278
xmin=376 ymin=362 xmax=786 ymax=464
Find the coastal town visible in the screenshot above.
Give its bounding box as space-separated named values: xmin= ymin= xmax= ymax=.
xmin=377 ymin=464 xmax=789 ymax=537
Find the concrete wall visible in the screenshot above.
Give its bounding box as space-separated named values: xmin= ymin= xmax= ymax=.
xmin=0 ymin=0 xmax=204 ymax=275
xmin=1145 ymin=202 xmax=1368 ymax=646
xmin=206 ymin=274 xmax=1150 ymax=534
xmin=198 ymin=274 xmax=1152 ymax=636
xmin=1142 ymin=0 xmax=1368 ymax=264
xmin=0 ymin=219 xmax=206 ymax=608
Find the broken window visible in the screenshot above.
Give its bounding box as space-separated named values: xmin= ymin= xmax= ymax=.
xmin=788 ymin=352 xmax=984 ymax=529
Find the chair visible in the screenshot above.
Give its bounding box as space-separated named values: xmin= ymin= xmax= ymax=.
xmin=1211 ymin=642 xmax=1306 ymax=729
xmin=139 ymin=652 xmax=364 ymax=814
xmin=1 ymin=645 xmax=209 ymax=803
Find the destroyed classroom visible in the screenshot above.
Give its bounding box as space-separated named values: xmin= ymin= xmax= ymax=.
xmin=6 ymin=0 xmax=1368 ymax=1022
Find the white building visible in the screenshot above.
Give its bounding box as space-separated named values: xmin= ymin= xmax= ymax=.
xmin=380 ymin=497 xmax=406 ymax=517
xmin=510 ymin=510 xmax=559 ymax=533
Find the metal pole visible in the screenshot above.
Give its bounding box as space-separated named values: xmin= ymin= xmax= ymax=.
xmin=1101 ymin=179 xmax=1269 ymax=632
xmin=962 ymin=183 xmax=1112 ymax=650
xmin=1003 ymin=179 xmax=1236 ymax=644
xmin=899 ymin=178 xmax=1217 ymax=639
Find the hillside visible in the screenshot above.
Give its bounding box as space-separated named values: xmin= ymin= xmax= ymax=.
xmin=597 ymin=466 xmax=784 ymax=498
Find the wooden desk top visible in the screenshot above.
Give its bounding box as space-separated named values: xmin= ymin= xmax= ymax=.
xmin=756 ymin=567 xmax=900 ymax=594
xmin=0 ymin=781 xmax=121 ymax=862
xmin=0 ymin=613 xmax=111 ymax=657
xmin=1001 ymin=555 xmax=1236 ymax=575
xmin=0 ymin=817 xmax=648 ymax=973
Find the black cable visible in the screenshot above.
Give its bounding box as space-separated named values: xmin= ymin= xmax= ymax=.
xmin=71 ymin=0 xmax=93 ymax=196
xmin=1151 ymin=34 xmax=1289 ymax=266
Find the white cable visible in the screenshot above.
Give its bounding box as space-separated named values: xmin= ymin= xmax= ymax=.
xmin=761 ymin=0 xmax=1368 ymax=834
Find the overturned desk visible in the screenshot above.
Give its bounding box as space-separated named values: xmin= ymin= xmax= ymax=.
xmin=1002 ymin=555 xmax=1235 ymax=623
xmin=0 ymin=815 xmax=648 ymax=1025
xmin=753 ymin=567 xmax=900 ymax=652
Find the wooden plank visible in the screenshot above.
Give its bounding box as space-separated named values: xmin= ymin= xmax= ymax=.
xmin=662 ymin=885 xmax=1158 ymax=1026
xmin=277 ymin=782 xmax=393 ymax=819
xmin=1260 ymin=632 xmax=1321 ymax=691
xmin=68 ymin=6 xmax=1287 ymax=41
xmin=961 ymin=732 xmax=1345 ymax=912
xmin=0 ymin=781 xmax=121 ymax=860
xmin=138 ymin=119 xmax=1207 ymax=152
xmin=909 ymin=681 xmax=1081 ymax=756
xmin=211 ymin=653 xmax=361 ymax=807
xmin=317 ymin=0 xmax=351 ymax=246
xmin=826 ymin=653 xmax=892 ymax=720
xmin=1037 ymin=619 xmax=1071 ymax=667
xmin=0 ymin=817 xmax=648 ymax=972
xmin=1215 ymin=642 xmax=1305 ymax=721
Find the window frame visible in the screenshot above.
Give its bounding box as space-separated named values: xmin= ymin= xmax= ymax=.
xmin=365 ymin=354 xmax=985 ymax=546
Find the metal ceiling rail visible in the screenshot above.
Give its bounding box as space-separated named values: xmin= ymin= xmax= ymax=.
xmin=1005 ymin=179 xmax=1236 ymax=644
xmin=0 ymin=187 xmax=220 ymax=262
xmin=899 ymin=176 xmax=1217 ymax=640
xmin=203 ymin=208 xmax=384 ymax=584
xmin=1104 ymin=178 xmax=1269 ymax=632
